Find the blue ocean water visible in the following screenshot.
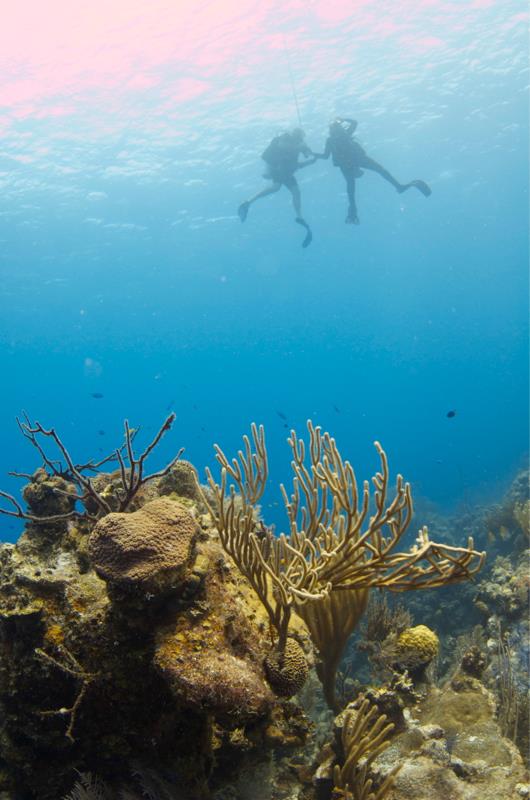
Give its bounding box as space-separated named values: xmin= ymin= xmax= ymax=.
xmin=0 ymin=1 xmax=528 ymax=542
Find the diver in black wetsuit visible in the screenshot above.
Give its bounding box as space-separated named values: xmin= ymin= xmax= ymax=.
xmin=314 ymin=118 xmax=431 ymax=225
xmin=238 ymin=128 xmax=315 ymax=248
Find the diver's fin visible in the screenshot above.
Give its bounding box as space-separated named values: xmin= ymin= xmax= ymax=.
xmin=295 ymin=217 xmax=313 ymax=248
xmin=238 ymin=201 xmax=250 ymax=222
xmin=410 ymin=179 xmax=432 ymax=197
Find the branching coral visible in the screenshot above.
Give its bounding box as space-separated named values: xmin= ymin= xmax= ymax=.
xmin=332 ymin=698 xmax=397 ymax=800
xmin=35 ymin=645 xmax=98 ymax=742
xmin=0 ymin=413 xmax=182 ymax=524
xmin=205 ymin=423 xmax=325 ymax=652
xmin=297 ymin=587 xmax=370 ymax=710
xmin=206 ymin=421 xmax=485 ymax=709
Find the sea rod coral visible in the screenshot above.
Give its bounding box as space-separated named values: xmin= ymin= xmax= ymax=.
xmin=205 ymin=421 xmax=486 ymax=709
xmin=0 ymin=412 xmax=182 ymax=524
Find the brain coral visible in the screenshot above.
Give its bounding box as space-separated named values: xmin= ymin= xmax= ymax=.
xmin=88 ymin=497 xmax=199 ymax=590
xmin=394 ymin=624 xmax=439 ymax=670
xmin=264 ymin=639 xmax=309 ymax=698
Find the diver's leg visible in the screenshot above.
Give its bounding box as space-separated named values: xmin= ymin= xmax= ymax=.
xmin=285 ymin=176 xmax=312 ymax=248
xmin=342 ymin=168 xmax=359 ymax=224
xmin=358 ymin=155 xmax=406 ymax=192
xmin=238 ymin=182 xmax=281 ymax=221
xmin=285 ymin=176 xmax=303 ymax=218
xmin=359 ymin=157 xmax=431 ymax=196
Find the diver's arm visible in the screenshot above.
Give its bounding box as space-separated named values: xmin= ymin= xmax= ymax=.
xmin=311 ymin=139 xmax=331 ymax=159
xmin=295 ymin=156 xmax=317 ymax=171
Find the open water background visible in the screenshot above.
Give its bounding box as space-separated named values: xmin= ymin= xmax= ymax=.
xmin=0 ymin=0 xmax=528 ymax=541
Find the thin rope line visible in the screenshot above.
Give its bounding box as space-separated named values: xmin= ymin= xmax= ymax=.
xmin=283 ymin=34 xmax=303 ymax=127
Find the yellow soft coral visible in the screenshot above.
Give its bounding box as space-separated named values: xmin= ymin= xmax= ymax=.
xmin=394 ymin=624 xmax=439 ymax=669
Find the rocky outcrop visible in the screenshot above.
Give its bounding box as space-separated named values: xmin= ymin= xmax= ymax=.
xmin=0 ymin=489 xmax=310 ymax=800
xmin=373 ymin=671 xmax=529 ymax=800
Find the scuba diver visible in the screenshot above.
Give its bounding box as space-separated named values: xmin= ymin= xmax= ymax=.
xmin=238 ymin=128 xmax=315 ymax=248
xmin=314 ymin=118 xmax=432 ymax=225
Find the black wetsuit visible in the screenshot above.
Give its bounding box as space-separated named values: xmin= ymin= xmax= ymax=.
xmin=316 ymin=120 xmax=431 ymax=222
xmin=238 ymin=132 xmax=315 ymax=247
xmin=320 ymin=130 xmax=393 ymax=221
xmin=262 ymin=133 xmax=312 ymax=188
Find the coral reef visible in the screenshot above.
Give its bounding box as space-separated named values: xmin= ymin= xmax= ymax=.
xmin=206 ymin=421 xmax=484 ymax=710
xmin=475 ymin=554 xmax=530 ymax=620
xmin=311 ymin=667 xmax=529 ymax=800
xmin=373 ymin=668 xmax=529 ymax=799
xmin=0 ymin=417 xmax=527 ymax=800
xmin=0 ymin=420 xmax=312 ymax=799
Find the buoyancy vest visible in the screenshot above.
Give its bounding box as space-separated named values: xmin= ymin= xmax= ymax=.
xmin=329 ymin=135 xmax=366 ymax=169
xmin=261 ymin=134 xmax=301 ymax=174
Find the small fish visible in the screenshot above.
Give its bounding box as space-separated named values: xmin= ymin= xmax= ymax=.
xmin=98 ymin=430 xmax=105 ymax=436
xmin=283 ymin=424 xmax=288 ymax=429
xmin=91 ymin=392 xmax=104 ymax=399
xmin=446 ymin=410 xmax=456 ymax=418
xmin=333 ymin=405 xmax=341 ymax=414
xmin=276 ymin=410 xmax=288 ymax=421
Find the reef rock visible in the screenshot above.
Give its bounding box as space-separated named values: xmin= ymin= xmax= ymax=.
xmin=372 ymin=671 xmax=529 ymax=800
xmin=22 ymin=467 xmax=78 ymax=518
xmin=154 ymin=536 xmax=276 ymax=726
xmin=157 ymin=459 xmax=205 ymax=503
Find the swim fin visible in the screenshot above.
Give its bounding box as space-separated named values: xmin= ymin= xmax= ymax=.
xmin=238 ymin=201 xmax=250 ymax=222
xmin=295 ymin=217 xmax=313 ymax=248
xmin=410 ymin=179 xmax=432 ymax=197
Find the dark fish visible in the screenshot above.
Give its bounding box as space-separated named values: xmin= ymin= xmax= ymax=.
xmin=98 ymin=430 xmax=105 ymax=436
xmin=283 ymin=424 xmax=288 ymax=429
xmin=276 ymin=410 xmax=288 ymax=421
xmin=333 ymin=405 xmax=341 ymax=413
xmin=446 ymin=410 xmax=456 ymax=418
xmin=91 ymin=392 xmax=104 ymax=399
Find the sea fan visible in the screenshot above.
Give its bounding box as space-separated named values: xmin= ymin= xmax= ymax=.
xmin=64 ymin=767 xmax=185 ymax=800
xmin=64 ymin=772 xmax=114 ymax=800
xmin=131 ymin=766 xmax=183 ymax=800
